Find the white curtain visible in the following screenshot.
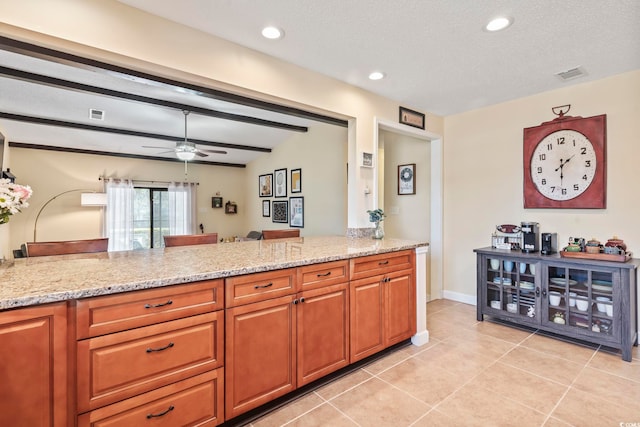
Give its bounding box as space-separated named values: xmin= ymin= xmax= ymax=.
xmin=168 ymin=182 xmax=197 ymax=235
xmin=105 ymin=179 xmax=135 ymax=251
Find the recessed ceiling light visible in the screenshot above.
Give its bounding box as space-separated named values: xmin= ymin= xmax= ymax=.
xmin=262 ymin=26 xmax=284 ymax=40
xmin=368 ymin=71 xmax=385 ymax=81
xmin=485 ymin=16 xmax=513 ymax=32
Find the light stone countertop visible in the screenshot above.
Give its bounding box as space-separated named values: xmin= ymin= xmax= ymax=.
xmin=0 ymin=236 xmax=427 ymax=310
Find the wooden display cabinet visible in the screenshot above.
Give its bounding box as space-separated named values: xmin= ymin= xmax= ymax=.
xmin=475 ymin=247 xmax=639 ymax=361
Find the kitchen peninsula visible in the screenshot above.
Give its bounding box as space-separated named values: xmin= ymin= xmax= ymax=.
xmin=0 ymin=236 xmax=429 ymax=426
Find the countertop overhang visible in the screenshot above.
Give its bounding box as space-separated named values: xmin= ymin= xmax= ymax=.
xmin=0 ymin=236 xmax=428 ymax=310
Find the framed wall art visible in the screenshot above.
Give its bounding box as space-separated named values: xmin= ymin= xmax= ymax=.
xmin=211 ymin=196 xmax=223 ymax=208
xmin=262 ymin=200 xmax=270 ymax=217
xmin=291 ymin=168 xmax=302 ymax=193
xmin=398 ymin=163 xmax=416 ymax=195
xmin=259 ymin=173 xmax=273 ymax=197
xmin=274 ymin=168 xmax=287 ymax=197
xmin=360 ymin=152 xmax=374 ymax=168
xmin=272 ymin=200 xmax=288 ymax=223
xmin=289 ymin=196 xmax=304 ymax=228
xmin=225 ymin=201 xmax=238 ymax=214
xmin=399 ymin=106 xmax=425 ymax=130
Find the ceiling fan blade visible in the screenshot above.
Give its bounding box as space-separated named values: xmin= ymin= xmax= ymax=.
xmin=142 ymin=145 xmax=172 ymax=150
xmin=199 ymin=149 xmax=228 ymax=154
xmin=195 ymin=151 xmax=209 ymax=157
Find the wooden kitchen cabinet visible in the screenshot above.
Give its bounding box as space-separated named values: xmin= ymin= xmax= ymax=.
xmin=225 ymin=262 xmax=350 ymax=418
xmin=0 ymin=302 xmax=68 ymax=427
xmin=350 ymin=251 xmax=416 ymax=362
xmin=225 ymin=294 xmax=297 ymax=419
xmin=297 ymin=282 xmax=349 ymax=386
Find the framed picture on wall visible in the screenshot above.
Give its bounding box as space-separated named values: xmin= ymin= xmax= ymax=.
xmin=398 ymin=163 xmax=416 ymax=195
xmin=274 ymin=168 xmax=287 ymax=197
xmin=291 ymin=168 xmax=302 ymax=193
xmin=289 ymin=196 xmax=304 ymax=228
xmin=272 ymin=200 xmax=288 ymax=223
xmin=212 ymin=197 xmax=223 ymax=208
xmin=399 ymin=106 xmax=425 ymax=129
xmin=262 ymin=200 xmax=270 ymax=217
xmin=361 ymin=152 xmax=374 ymax=168
xmin=259 ymin=173 xmax=273 ymax=197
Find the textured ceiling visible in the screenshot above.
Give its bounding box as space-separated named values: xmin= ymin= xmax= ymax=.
xmin=119 ymin=0 xmax=640 ymax=116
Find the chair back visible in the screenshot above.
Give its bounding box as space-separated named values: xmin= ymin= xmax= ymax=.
xmin=25 ymin=238 xmax=109 ymax=257
xmin=163 ymin=233 xmax=219 ymax=247
xmin=261 ymin=229 xmax=300 ymax=240
xmin=246 ymin=231 xmax=263 ymax=240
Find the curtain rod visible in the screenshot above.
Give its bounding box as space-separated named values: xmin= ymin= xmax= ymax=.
xmin=98 ymin=176 xmax=199 ymax=185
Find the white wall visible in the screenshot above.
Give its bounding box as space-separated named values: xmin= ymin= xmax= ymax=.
xmin=444 ymin=70 xmax=640 ymax=301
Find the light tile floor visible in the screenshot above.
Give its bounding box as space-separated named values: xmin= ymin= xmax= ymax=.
xmin=247 ymin=299 xmax=640 ymax=427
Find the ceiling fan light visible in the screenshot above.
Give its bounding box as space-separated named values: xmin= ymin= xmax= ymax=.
xmin=176 ymin=146 xmax=196 ymax=161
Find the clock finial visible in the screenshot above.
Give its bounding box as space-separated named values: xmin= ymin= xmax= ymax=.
xmin=551 ymin=104 xmax=571 ymax=118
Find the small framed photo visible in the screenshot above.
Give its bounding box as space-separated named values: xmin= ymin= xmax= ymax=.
xmin=291 ymin=168 xmax=302 ymax=193
xmin=399 ymin=106 xmax=425 ymax=130
xmin=272 ymin=200 xmax=288 ymax=223
xmin=212 ymin=197 xmax=223 ymax=208
xmin=361 ymin=152 xmax=374 ymax=168
xmin=289 ymin=196 xmax=304 ymax=228
xmin=225 ymin=201 xmax=238 ymax=214
xmin=274 ymin=168 xmax=287 ymax=197
xmin=398 ymin=163 xmax=416 ymax=195
xmin=262 ymin=200 xmax=270 ymax=217
xmin=259 ymin=173 xmax=273 ymax=197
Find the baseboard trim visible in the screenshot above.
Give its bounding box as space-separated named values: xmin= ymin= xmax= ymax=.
xmin=442 ymin=290 xmax=476 ymax=306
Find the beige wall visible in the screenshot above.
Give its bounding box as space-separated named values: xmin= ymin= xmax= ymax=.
xmin=443 ymin=70 xmax=640 ymax=301
xmin=245 ymin=122 xmax=348 ymax=236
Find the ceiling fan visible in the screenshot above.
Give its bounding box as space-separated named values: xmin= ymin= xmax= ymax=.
xmin=143 ymin=110 xmax=227 ymax=161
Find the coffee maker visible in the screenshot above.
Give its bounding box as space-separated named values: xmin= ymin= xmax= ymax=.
xmin=541 ymin=232 xmax=558 ymax=255
xmin=521 ymin=222 xmax=539 ymax=253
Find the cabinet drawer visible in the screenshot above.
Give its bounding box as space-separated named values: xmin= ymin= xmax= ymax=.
xmin=297 ymin=260 xmax=349 ymax=290
xmin=225 ymin=269 xmax=296 ymax=307
xmin=76 ymin=280 xmax=223 ymax=339
xmin=78 ymin=368 xmax=224 ymax=427
xmin=77 ymin=311 xmax=224 ymax=412
xmin=350 ymin=250 xmax=414 ymax=280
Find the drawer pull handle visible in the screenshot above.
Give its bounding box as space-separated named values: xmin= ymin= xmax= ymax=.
xmin=254 ymin=282 xmax=273 ymax=289
xmin=144 ymin=300 xmax=173 ymax=309
xmin=146 ymin=405 xmax=175 ymax=419
xmin=317 ymin=271 xmax=332 ymax=277
xmin=378 ymin=260 xmax=389 ymax=266
xmin=146 ymin=342 xmax=174 ymax=353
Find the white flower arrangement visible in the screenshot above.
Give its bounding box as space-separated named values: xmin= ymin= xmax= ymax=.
xmin=0 ymin=178 xmax=32 ymax=224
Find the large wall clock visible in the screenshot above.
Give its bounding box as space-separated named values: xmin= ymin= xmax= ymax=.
xmin=523 ymin=107 xmax=606 ymax=208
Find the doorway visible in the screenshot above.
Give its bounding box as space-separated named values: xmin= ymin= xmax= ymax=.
xmin=374 ymin=118 xmax=443 ymax=301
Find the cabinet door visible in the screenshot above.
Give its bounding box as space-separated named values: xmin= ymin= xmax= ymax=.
xmin=350 ymin=276 xmax=384 ymax=362
xmin=297 ymin=283 xmax=349 ymax=386
xmin=0 ymin=302 xmax=67 ymax=427
xmin=225 ymin=295 xmax=296 ymax=419
xmin=385 ymin=269 xmax=416 ymax=346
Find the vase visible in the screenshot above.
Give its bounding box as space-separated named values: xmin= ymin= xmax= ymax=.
xmin=372 ymin=221 xmax=384 ymax=239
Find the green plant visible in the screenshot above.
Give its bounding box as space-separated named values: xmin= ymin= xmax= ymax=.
xmin=367 ymin=208 xmax=385 ymax=223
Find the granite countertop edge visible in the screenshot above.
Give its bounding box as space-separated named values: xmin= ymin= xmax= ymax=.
xmin=1 ymin=236 xmax=428 ymax=310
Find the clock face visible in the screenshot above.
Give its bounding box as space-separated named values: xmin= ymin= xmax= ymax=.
xmin=530 ymin=129 xmax=597 ymax=201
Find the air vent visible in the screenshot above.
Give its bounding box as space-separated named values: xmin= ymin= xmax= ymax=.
xmin=89 ymin=109 xmax=105 ymax=120
xmin=555 ymin=67 xmax=586 ymax=81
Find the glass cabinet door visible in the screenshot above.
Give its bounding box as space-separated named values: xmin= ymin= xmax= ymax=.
xmin=545 ymin=265 xmax=615 ymax=336
xmin=485 ymin=257 xmax=538 ymax=320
